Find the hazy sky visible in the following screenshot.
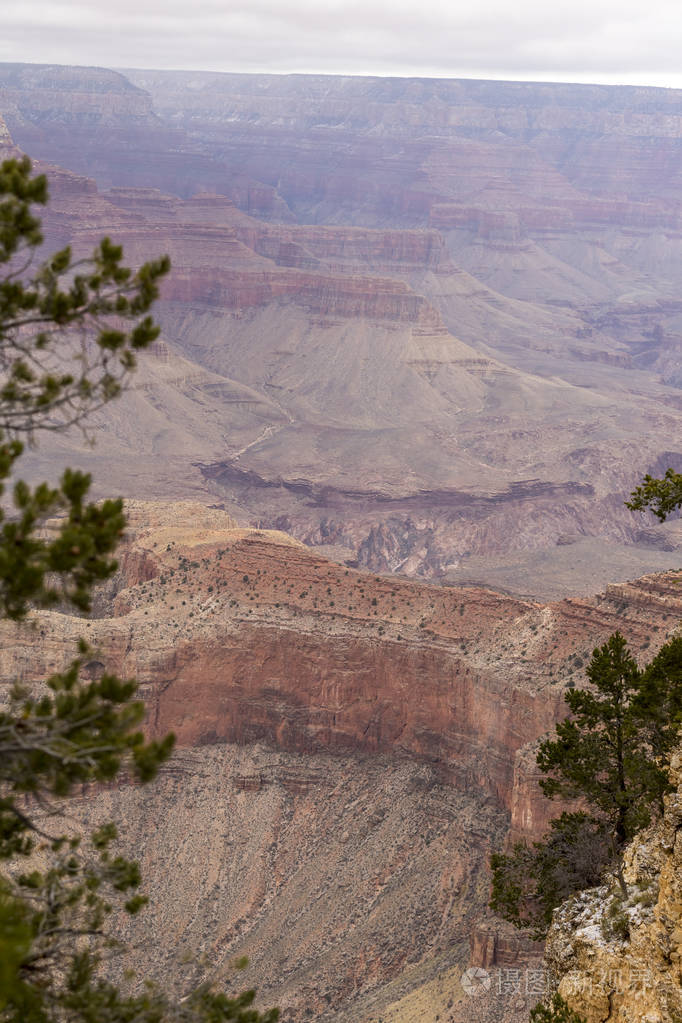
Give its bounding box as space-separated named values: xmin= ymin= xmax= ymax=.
xmin=4 ymin=0 xmax=682 ymax=88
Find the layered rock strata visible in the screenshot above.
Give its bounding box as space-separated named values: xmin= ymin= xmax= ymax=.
xmin=5 ymin=76 xmax=682 ymax=593
xmin=33 ymin=170 xmax=682 ymax=593
xmin=4 ymin=501 xmax=682 ymax=1021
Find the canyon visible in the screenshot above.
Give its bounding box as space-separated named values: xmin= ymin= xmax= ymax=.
xmin=4 ymin=66 xmax=682 ymax=595
xmin=3 ymin=65 xmax=682 ymax=1021
xmin=5 ymin=500 xmax=682 ymax=1021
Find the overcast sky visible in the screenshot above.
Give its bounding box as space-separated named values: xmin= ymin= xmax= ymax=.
xmin=4 ymin=0 xmax=682 ymax=89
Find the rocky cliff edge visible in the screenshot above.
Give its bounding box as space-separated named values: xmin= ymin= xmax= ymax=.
xmin=545 ymin=746 xmax=682 ymax=1022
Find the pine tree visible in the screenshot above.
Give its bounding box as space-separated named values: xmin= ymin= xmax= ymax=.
xmin=537 ymin=632 xmax=666 ymax=846
xmin=626 ymin=468 xmax=682 ymax=522
xmin=491 ymin=631 xmax=682 ymax=936
xmin=0 ymin=155 xmax=278 ymax=1022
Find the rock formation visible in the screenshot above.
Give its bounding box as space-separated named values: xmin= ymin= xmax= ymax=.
xmin=8 ymin=161 xmax=681 ymax=596
xmin=4 ymin=62 xmax=682 ymax=1023
xmin=4 ymin=500 xmax=682 ymax=1021
xmin=5 ymin=68 xmax=682 ymax=594
xmin=544 ymin=743 xmax=682 ymax=1022
xmin=0 ymin=111 xmax=12 ymax=146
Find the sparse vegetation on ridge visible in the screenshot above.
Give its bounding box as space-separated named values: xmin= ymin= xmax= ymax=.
xmin=530 ymin=993 xmax=587 ymax=1023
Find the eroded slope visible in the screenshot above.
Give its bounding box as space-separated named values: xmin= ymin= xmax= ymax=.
xmin=3 ymin=501 xmax=682 ymax=1021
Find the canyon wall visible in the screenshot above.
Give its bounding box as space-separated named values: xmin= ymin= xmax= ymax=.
xmin=4 ymin=501 xmax=682 ymax=1021
xmin=5 ymin=67 xmax=682 ymax=595
xmin=4 ymin=66 xmax=682 ymax=1022
xmin=19 ymin=163 xmax=682 ymax=596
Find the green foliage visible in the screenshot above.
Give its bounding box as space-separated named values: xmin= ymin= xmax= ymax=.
xmin=0 ymin=157 xmax=169 ymax=620
xmin=530 ymin=994 xmax=586 ymax=1023
xmin=0 ymin=157 xmax=278 ymax=1022
xmin=626 ymin=468 xmax=682 ymax=522
xmin=0 ymin=645 xmax=176 ymax=860
xmin=600 ymin=893 xmax=631 ymax=942
xmin=537 ymin=632 xmax=675 ymax=845
xmin=0 ymin=156 xmax=170 ymax=438
xmin=491 ymin=631 xmax=682 ymax=937
xmin=636 ymin=636 xmax=682 ymax=758
xmin=490 ymin=813 xmax=610 ymax=940
xmin=0 ymin=460 xmax=128 ymax=619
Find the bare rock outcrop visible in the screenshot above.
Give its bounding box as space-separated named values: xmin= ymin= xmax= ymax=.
xmin=544 ymin=746 xmax=682 ymax=1022
xmin=0 ymin=112 xmax=12 ymax=147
